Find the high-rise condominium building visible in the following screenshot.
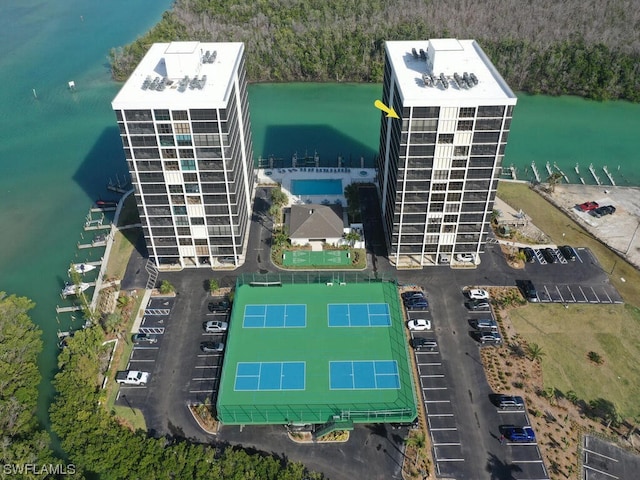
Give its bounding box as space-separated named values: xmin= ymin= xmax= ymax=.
xmin=377 ymin=39 xmax=517 ymax=268
xmin=112 ymin=41 xmax=254 ymax=269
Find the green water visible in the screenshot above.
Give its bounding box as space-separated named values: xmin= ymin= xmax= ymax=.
xmin=249 ymin=84 xmax=640 ymax=185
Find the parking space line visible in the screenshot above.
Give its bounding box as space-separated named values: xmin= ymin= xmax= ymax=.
xmin=584 ymin=464 xmax=618 ymax=479
xmin=423 ymin=387 xmax=448 ymax=391
xmin=429 ymin=428 xmax=458 ymax=431
xmin=418 ymin=362 xmax=442 ymax=366
xmin=128 ymin=359 xmax=155 ymax=362
xmin=512 ymin=459 xmax=545 ymax=464
xmin=194 ymin=365 xmax=220 ymax=369
xmin=433 ymin=442 xmax=461 ymax=446
xmin=555 ymin=285 xmax=564 ymax=302
xmin=424 ymin=400 xmax=451 ymax=403
xmin=133 ymin=346 xmax=159 ymax=350
xmin=435 ymin=458 xmax=464 ymax=462
xmin=584 ymin=448 xmax=619 ymax=462
xmin=420 ymin=374 xmax=445 ymax=378
xmin=506 ymin=441 xmax=537 ymax=446
xmin=601 ymin=289 xmax=613 ymax=303
xmin=192 ymin=377 xmax=217 ymax=381
xmin=189 ymin=389 xmax=214 ymax=393
xmin=577 ymin=286 xmax=589 ymax=302
xmin=197 ymin=354 xmax=222 ymax=358
xmin=427 ymin=413 xmax=454 ymax=417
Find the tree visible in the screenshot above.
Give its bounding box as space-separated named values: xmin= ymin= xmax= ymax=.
xmin=526 ymin=343 xmax=545 ymax=362
xmin=589 ymin=398 xmax=622 ymax=428
xmin=273 ymin=228 xmax=289 ymax=248
xmin=0 ymin=292 xmax=55 ymax=467
xmin=270 ymin=186 xmax=288 ymax=207
xmin=546 ymin=171 xmax=563 ymax=193
xmin=159 ymin=280 xmax=175 ymax=294
xmin=345 ymin=230 xmax=361 ymax=247
xmin=208 ymin=279 xmax=219 ymax=293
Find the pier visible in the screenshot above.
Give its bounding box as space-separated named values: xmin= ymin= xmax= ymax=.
xmin=56 ymin=305 xmax=83 ymax=313
xmin=530 ymin=162 xmax=541 ymax=183
xmin=545 ymin=161 xmax=553 ymax=177
xmin=588 ymin=163 xmax=601 ymax=185
xmin=603 ymin=166 xmax=616 ymax=186
xmin=509 ymin=165 xmax=517 ymax=180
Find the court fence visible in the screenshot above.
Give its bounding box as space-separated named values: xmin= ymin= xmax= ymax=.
xmin=236 ymin=272 xmax=397 ymax=288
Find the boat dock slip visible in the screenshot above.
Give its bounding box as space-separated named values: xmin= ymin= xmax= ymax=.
xmin=83 ymin=224 xmax=111 ymax=231
xmin=90 ymin=206 xmax=116 ymax=212
xmin=603 ymin=166 xmax=616 ymax=186
xmin=78 ymin=240 xmax=107 ymax=249
xmin=589 ymin=163 xmax=601 ymax=185
xmin=56 ymin=305 xmax=83 ymax=313
xmin=531 ymin=162 xmax=541 ymax=182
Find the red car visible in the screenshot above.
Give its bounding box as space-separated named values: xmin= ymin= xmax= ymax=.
xmin=578 ymin=201 xmax=599 ymax=212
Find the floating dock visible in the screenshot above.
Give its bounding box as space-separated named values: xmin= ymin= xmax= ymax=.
xmin=603 ymin=166 xmax=616 ymax=186
xmin=531 ymin=162 xmax=541 ymax=183
xmin=56 ymin=305 xmax=83 ymax=313
xmin=588 ymin=163 xmax=601 ymax=185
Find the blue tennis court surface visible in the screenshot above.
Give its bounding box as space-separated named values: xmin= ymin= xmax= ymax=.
xmin=328 ymin=303 xmax=391 ymax=327
xmin=234 ymin=362 xmax=306 ymax=391
xmin=243 ymin=304 xmax=307 ymax=328
xmin=329 ymin=360 xmax=400 ymax=390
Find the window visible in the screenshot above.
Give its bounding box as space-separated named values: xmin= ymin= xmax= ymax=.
xmin=173 ymin=206 xmax=187 ymax=215
xmin=180 ymin=159 xmax=196 ymax=171
xmin=185 ymin=183 xmax=200 ymax=193
xmin=191 ymin=217 xmax=205 ymax=225
xmin=157 ymin=124 xmax=172 ymax=134
xmin=174 ymin=123 xmax=190 ymax=134
xmin=168 ymin=185 xmax=183 ymax=194
xmin=176 ymin=135 xmax=192 ymax=146
xmin=124 ymin=110 xmax=152 ymax=121
xmin=454 ymin=146 xmax=469 ymax=156
xmin=438 ymin=134 xmax=454 ymax=144
xmin=478 ymin=105 xmax=505 ymax=117
xmin=159 ymin=136 xmax=174 ymax=146
xmin=162 ymin=149 xmax=177 ymax=159
xmin=172 ymin=110 xmax=188 ymax=120
xmin=154 ymin=110 xmax=170 ymax=121
xmin=179 ymin=238 xmax=192 ymax=246
xmin=190 ymin=109 xmax=217 ymax=120
xmin=177 ymin=227 xmax=191 ymax=235
xmin=183 ymin=173 xmax=198 ymax=182
xmin=433 ymin=170 xmax=448 ymax=180
xmin=179 ymin=149 xmax=194 ymax=158
xmin=457 ymin=120 xmax=473 ymax=131
xmin=459 ymin=107 xmax=475 ymax=118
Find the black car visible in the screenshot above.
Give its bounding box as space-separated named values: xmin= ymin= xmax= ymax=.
xmin=516 ymin=279 xmax=538 ymax=302
xmin=411 ymin=337 xmax=437 ymax=351
xmin=541 ymin=248 xmax=558 ymax=264
xmin=558 ymin=245 xmax=576 ymax=261
xmin=406 ymin=298 xmax=428 ymax=310
xmin=208 ymin=300 xmax=230 ymax=313
xmin=519 ymin=247 xmax=535 ymax=263
xmin=592 ymin=205 xmax=616 ymax=217
xmin=466 ymin=299 xmax=491 ymax=310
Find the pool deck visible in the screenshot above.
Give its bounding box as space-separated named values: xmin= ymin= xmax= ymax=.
xmin=256 ymin=167 xmax=376 ymax=207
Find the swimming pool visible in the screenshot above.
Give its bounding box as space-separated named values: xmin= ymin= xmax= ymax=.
xmin=291 ymin=179 xmax=343 ymax=195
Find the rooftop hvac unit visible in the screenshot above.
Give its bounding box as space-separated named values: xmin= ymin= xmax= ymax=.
xmin=412 ymin=48 xmax=419 ymax=58
xmin=469 ymin=72 xmax=479 ymax=85
xmin=419 ymin=49 xmax=427 ymax=60
xmin=440 ymin=73 xmax=449 ymax=89
xmin=422 ymin=73 xmax=432 ymax=87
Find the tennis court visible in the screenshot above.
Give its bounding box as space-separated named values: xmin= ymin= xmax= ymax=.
xmin=330 ymin=360 xmax=400 ymax=390
xmin=328 ymin=303 xmax=391 ymax=327
xmin=216 ymin=280 xmax=418 ymax=425
xmin=282 ymin=249 xmax=351 ymax=267
xmin=234 ymin=361 xmax=306 ymax=391
xmin=243 ymin=304 xmax=306 ymax=328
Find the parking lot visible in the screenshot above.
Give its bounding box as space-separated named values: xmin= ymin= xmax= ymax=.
xmin=582 ymin=435 xmax=640 ymax=480
xmin=518 ymin=247 xmax=623 ymax=305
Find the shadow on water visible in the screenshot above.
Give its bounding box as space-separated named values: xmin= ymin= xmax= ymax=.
xmin=72 ymin=126 xmax=130 ymax=202
xmin=258 ymin=124 xmax=377 ymax=169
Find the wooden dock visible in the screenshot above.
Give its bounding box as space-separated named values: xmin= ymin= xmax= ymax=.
xmin=84 ymin=224 xmax=111 ymax=231
xmin=603 ymin=166 xmax=616 ymax=186
xmin=78 ymin=240 xmax=106 ymax=249
xmin=56 ymin=305 xmax=83 ymax=313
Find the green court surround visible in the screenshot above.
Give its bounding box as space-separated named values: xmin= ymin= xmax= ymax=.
xmin=216 ymin=279 xmax=418 ymax=425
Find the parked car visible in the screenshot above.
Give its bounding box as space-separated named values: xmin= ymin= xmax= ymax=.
xmin=406 ymin=298 xmax=428 ymax=310
xmin=473 ymin=318 xmax=498 ymax=332
xmin=466 ymin=299 xmax=491 ymax=310
xmin=516 ymin=280 xmax=538 ymax=302
xmin=208 ymin=300 xmax=230 ymax=313
xmin=466 ymin=288 xmax=489 ymax=300
xmin=502 ymin=425 xmax=536 ymax=442
xmin=132 ymin=333 xmax=158 ymax=344
xmin=541 ymin=248 xmax=558 ymax=264
xmin=402 ymin=291 xmax=426 ymax=303
xmin=203 ymin=320 xmax=229 ymax=333
xmin=477 ymin=331 xmax=502 ymax=345
xmin=455 ymin=253 xmax=475 ymax=263
xmin=200 ymin=341 xmax=224 ymax=353
xmin=577 ymin=201 xmax=599 ymax=212
xmin=558 ymin=245 xmax=576 ymax=261
xmin=519 ymin=247 xmax=535 ymax=263
xmin=592 ymin=205 xmax=616 ymax=217
xmin=407 ymin=319 xmax=431 ymax=331
xmin=496 ymin=395 xmax=525 ymax=410
xmin=410 ymin=338 xmax=437 ymax=351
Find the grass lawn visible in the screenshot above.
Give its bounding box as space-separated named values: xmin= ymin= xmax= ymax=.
xmin=509 ymin=302 xmax=640 ymax=418
xmin=497 ymin=181 xmax=640 ymax=307
xmin=105 ymin=228 xmax=141 ymax=281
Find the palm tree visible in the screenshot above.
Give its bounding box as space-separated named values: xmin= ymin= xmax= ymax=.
xmin=345 ymin=230 xmax=361 ymax=247
xmin=526 ymin=343 xmax=545 ymax=362
xmin=546 ymin=171 xmax=563 ymax=193
xmin=273 ymin=228 xmax=289 ymax=248
xmin=405 ymin=431 xmax=426 ymax=467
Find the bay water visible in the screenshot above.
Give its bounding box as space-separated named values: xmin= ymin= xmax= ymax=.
xmin=0 ymin=0 xmax=638 ymax=435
